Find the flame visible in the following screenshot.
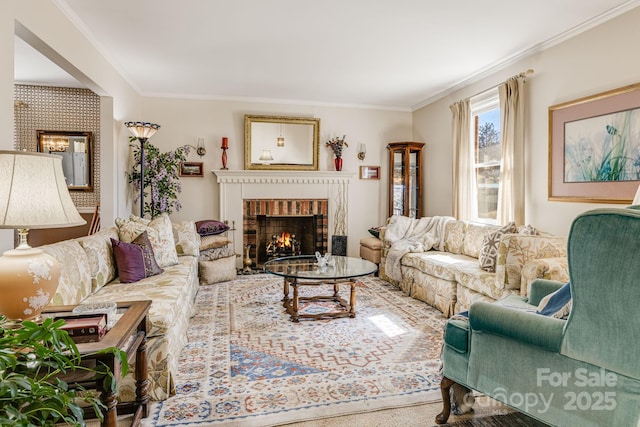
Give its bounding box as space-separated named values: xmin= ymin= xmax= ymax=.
xmin=277 ymin=231 xmax=291 ymax=248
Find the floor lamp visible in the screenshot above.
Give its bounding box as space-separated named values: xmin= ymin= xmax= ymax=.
xmin=0 ymin=151 xmax=85 ymax=320
xmin=125 ymin=121 xmax=160 ymax=218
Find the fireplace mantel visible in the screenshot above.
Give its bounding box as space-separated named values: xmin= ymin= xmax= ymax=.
xmin=212 ymin=170 xmax=355 ymax=262
xmin=213 ymin=170 xmax=355 ymax=184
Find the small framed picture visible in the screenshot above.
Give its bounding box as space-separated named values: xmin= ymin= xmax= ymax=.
xmin=359 ymin=165 xmax=380 ymax=180
xmin=180 ymin=162 xmax=204 ymax=177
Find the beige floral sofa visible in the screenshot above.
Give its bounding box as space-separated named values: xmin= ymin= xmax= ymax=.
xmin=41 ymin=214 xmax=200 ymax=401
xmin=380 ymin=218 xmax=569 ymax=317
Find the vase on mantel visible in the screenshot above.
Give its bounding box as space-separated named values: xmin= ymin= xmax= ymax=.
xmin=334 ymin=157 xmax=343 ymax=171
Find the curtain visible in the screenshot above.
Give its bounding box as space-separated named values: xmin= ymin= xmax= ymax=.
xmin=450 ymin=100 xmax=473 ymax=220
xmin=497 ymin=76 xmax=525 ymax=225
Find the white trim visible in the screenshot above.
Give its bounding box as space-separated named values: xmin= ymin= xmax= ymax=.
xmin=411 ymin=0 xmax=640 ymax=111
xmin=213 ymin=170 xmax=355 ymax=184
xmin=212 ymin=170 xmax=355 ymax=261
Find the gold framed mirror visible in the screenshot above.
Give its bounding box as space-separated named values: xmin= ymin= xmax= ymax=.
xmin=244 ymin=115 xmax=320 ymax=170
xmin=37 ymin=130 xmax=93 ymax=191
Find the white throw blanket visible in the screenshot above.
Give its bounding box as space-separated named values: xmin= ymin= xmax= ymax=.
xmin=384 ymin=215 xmax=455 ymax=282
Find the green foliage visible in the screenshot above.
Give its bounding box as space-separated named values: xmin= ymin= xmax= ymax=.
xmin=565 ymin=110 xmax=640 ymax=182
xmin=0 ymin=316 xmax=128 ymax=426
xmin=127 ymin=137 xmax=190 ymax=218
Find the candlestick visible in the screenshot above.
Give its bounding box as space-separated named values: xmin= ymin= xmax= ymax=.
xmin=221 ymin=137 xmax=228 ymax=170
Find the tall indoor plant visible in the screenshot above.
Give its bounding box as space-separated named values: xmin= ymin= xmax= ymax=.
xmin=128 ymin=139 xmax=190 ymax=218
xmin=0 ymin=316 xmax=127 ymax=426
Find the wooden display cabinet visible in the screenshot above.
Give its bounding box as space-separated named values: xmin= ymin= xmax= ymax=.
xmin=387 ymin=141 xmax=424 ymax=218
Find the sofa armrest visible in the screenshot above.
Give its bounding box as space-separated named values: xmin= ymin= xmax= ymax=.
xmin=528 ymin=279 xmax=565 ymax=306
xmin=494 ymin=234 xmax=567 ymax=294
xmin=469 ymin=301 xmax=565 ymax=352
xmin=379 ymin=225 xmax=392 ymax=258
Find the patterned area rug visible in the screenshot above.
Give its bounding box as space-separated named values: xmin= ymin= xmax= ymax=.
xmin=144 ymin=274 xmax=447 ymax=426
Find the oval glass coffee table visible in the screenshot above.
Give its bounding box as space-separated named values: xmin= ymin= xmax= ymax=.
xmin=263 ymin=255 xmax=378 ymax=322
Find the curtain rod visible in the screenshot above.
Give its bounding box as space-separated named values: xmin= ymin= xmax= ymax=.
xmin=467 ymin=69 xmax=535 ymax=102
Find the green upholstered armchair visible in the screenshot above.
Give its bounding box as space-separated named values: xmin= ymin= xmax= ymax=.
xmin=437 ymin=208 xmax=640 ymax=426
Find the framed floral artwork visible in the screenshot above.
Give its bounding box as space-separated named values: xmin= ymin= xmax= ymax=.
xmin=549 ymin=82 xmax=640 ymax=203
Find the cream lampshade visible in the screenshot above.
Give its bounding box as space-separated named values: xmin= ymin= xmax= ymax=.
xmin=633 ymin=185 xmax=640 ymax=205
xmin=0 ymin=151 xmax=85 ymax=320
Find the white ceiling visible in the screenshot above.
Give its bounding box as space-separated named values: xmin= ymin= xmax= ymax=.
xmin=14 ymin=0 xmax=640 ymax=110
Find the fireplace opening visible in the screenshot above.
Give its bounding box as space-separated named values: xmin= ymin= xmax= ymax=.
xmin=256 ymin=215 xmax=325 ymax=265
xmin=244 ymin=199 xmax=328 ymax=268
xmin=266 ymin=231 xmax=301 ymax=259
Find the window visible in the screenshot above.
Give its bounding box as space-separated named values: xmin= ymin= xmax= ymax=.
xmin=470 ymin=90 xmax=500 ymax=223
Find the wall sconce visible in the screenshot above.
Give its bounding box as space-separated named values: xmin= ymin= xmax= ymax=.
xmin=196 ymin=137 xmax=206 ymax=156
xmin=357 ymin=143 xmax=367 ymax=160
xmin=185 ymin=138 xmax=207 ymax=157
xmin=259 ymin=149 xmax=274 ymax=164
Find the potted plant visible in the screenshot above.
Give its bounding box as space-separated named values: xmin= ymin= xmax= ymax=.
xmin=127 ymin=139 xmax=190 ymax=218
xmin=0 ymin=316 xmax=127 ymax=426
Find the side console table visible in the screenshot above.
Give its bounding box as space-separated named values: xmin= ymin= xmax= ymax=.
xmin=43 ymin=300 xmax=152 ymax=427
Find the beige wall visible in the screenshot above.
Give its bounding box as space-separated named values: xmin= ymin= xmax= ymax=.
xmin=0 ymin=0 xmax=141 ymax=252
xmin=413 ymin=6 xmax=640 ymax=236
xmin=140 ymin=97 xmax=412 ymax=256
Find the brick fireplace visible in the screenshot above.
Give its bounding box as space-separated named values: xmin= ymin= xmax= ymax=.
xmin=244 ymin=199 xmax=328 ymax=265
xmin=213 ymin=170 xmax=355 ymax=267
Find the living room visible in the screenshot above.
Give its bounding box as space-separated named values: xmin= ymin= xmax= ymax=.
xmin=2 ymin=1 xmax=640 ymax=426
xmin=3 ymin=1 xmax=640 ymax=254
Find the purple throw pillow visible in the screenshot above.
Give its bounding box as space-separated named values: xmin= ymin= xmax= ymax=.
xmin=195 ymin=219 xmax=229 ymax=236
xmin=111 ymin=238 xmax=146 ymax=283
xmin=111 ymin=232 xmax=163 ymax=283
xmin=132 ymin=231 xmax=164 ymax=277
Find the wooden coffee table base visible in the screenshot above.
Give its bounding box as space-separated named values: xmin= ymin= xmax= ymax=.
xmin=282 ymin=277 xmax=357 ymax=322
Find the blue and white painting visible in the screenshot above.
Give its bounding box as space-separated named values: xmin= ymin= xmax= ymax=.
xmin=564 ymin=107 xmax=640 ymax=182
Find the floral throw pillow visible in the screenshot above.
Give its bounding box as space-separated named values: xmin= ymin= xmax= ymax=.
xmin=518 ymin=224 xmax=539 ymax=235
xmin=478 ymin=222 xmax=516 ymax=272
xmin=116 ymin=213 xmax=178 ymax=267
xmin=173 ymin=221 xmax=200 ymax=257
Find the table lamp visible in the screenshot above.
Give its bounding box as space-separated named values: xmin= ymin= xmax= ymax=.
xmin=0 ymin=151 xmax=86 ymax=320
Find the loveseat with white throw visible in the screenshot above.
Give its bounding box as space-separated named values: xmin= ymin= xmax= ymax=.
xmin=42 ymin=213 xmax=201 ymax=401
xmin=380 ymin=215 xmax=569 ymax=316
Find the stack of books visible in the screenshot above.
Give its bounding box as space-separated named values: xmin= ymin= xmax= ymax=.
xmin=57 ymin=313 xmax=108 ymax=343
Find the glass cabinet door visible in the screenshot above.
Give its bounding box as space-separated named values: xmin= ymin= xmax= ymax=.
xmin=387 ymin=142 xmax=424 ymax=218
xmin=392 ymin=151 xmax=405 ymax=216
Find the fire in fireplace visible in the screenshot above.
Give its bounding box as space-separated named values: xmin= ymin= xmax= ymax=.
xmin=246 ymin=199 xmax=329 ymax=266
xmin=266 ymin=231 xmax=301 ymax=259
